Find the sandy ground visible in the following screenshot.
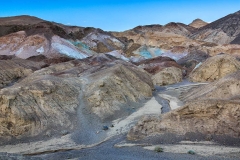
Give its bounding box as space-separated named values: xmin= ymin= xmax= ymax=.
xmin=159 ymin=93 xmax=182 ymax=110
xmin=34 ymin=136 xmax=240 ymax=160
xmin=0 ymin=134 xmax=79 ymax=154
xmin=115 ymin=140 xmax=240 ymax=157
xmin=144 ymin=142 xmax=240 ymax=156
xmin=108 ymin=97 xmax=162 ymax=136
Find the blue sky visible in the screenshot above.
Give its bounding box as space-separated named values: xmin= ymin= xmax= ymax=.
xmin=0 ymin=0 xmax=240 ymax=31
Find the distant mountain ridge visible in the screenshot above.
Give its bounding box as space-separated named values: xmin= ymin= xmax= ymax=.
xmin=191 ymin=10 xmax=240 ymax=44
xmin=0 ymin=15 xmax=44 ymax=25
xmin=1 ymin=10 xmax=240 ymax=61
xmin=0 ymin=15 xmax=126 ymax=59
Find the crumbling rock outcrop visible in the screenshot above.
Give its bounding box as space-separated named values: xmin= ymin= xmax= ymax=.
xmin=0 ymin=76 xmax=81 ymax=142
xmin=183 ymin=70 xmax=240 ymax=102
xmin=152 ymin=67 xmax=183 ymax=86
xmin=83 ymin=63 xmax=153 ymax=120
xmin=127 ymin=100 xmax=240 ymax=140
xmin=189 ymin=54 xmax=240 ymax=82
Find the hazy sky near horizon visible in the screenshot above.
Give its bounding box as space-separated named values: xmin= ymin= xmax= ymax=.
xmin=1 ymin=0 xmax=240 ymax=31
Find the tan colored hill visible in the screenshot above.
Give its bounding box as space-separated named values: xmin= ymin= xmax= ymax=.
xmin=152 ymin=66 xmax=183 ymax=86
xmin=189 ymin=54 xmax=240 ymax=82
xmin=189 ymin=18 xmax=208 ymax=28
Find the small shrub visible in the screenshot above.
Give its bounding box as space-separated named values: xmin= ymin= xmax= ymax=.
xmin=154 ymin=146 xmax=164 ymax=152
xmin=187 ymin=150 xmax=196 ymax=155
xmin=102 ymin=126 xmax=109 ymax=130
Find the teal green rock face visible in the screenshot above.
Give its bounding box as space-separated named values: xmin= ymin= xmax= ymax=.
xmin=138 ymin=46 xmax=163 ymax=59
xmin=68 ymin=40 xmax=96 ymax=56
xmin=71 ymin=41 xmax=90 ymax=50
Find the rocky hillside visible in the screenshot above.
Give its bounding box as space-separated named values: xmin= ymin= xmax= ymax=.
xmin=1 ymin=11 xmax=240 ymax=157
xmin=0 ymin=54 xmax=153 ymax=144
xmin=128 ymin=99 xmax=240 ymax=140
xmin=191 ymin=11 xmax=240 ymax=44
xmin=112 ymin=22 xmax=196 ymax=51
xmin=111 ymin=10 xmax=240 ymax=59
xmin=0 ymin=16 xmax=126 ymax=60
xmin=189 ymin=54 xmax=240 ymax=82
xmin=128 ymin=71 xmax=240 ymax=141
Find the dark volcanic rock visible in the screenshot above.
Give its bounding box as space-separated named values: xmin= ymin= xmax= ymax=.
xmin=231 ymin=33 xmax=240 ymax=44
xmin=0 ymin=55 xmax=15 ymax=60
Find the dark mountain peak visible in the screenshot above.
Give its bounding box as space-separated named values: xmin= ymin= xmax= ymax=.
xmin=131 ymin=24 xmax=163 ymax=33
xmin=164 ymin=22 xmax=196 ymax=33
xmin=133 ymin=24 xmax=162 ymax=30
xmin=164 ymin=22 xmax=179 ymax=27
